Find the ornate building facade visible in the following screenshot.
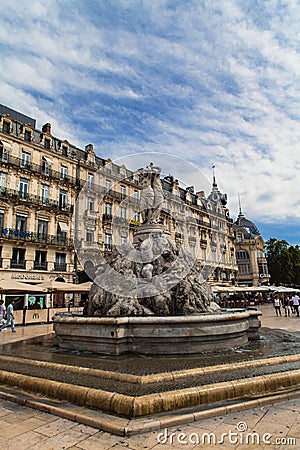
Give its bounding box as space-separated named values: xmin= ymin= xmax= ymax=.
xmin=233 ymin=209 xmax=270 ymax=286
xmin=0 ymin=104 xmax=238 ymax=299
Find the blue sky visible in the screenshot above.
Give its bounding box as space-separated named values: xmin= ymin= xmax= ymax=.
xmin=0 ymin=0 xmax=300 ymax=244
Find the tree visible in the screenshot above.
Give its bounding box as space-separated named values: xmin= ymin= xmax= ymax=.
xmin=265 ymin=238 xmax=300 ymax=286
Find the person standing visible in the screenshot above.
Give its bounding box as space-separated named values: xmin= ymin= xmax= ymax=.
xmin=291 ymin=293 xmax=300 ymax=317
xmin=283 ymin=296 xmax=292 ymax=317
xmin=273 ymin=295 xmax=282 ymax=316
xmin=0 ymin=300 xmax=15 ymax=332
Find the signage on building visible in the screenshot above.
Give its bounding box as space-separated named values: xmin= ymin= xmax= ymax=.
xmin=1 ymin=228 xmax=34 ymax=238
xmin=11 ymin=273 xmax=44 ymax=281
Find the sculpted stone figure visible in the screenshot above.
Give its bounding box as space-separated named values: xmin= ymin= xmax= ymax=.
xmin=139 ymin=163 xmax=165 ymax=224
xmin=87 ymin=163 xmax=217 ymax=317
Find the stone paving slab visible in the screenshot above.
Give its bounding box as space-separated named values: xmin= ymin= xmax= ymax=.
xmin=0 ymin=397 xmax=298 ymax=449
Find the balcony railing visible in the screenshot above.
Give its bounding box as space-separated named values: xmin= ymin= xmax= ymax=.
xmin=0 ymin=230 xmax=73 ymax=247
xmin=0 ymin=153 xmax=82 ymax=188
xmin=0 ymin=188 xmax=73 ymax=213
xmin=54 ymin=263 xmax=67 ymax=272
xmin=10 ymin=260 xmax=26 ymax=269
xmin=33 ymin=262 xmax=48 ymax=270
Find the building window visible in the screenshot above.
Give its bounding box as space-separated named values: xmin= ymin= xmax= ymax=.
xmin=0 ymin=246 xmax=2 ymax=268
xmin=2 ymin=121 xmax=10 ymax=133
xmin=120 ymin=206 xmax=126 ymax=221
xmin=24 ymin=130 xmax=31 ymax=142
xmin=60 ymin=165 xmax=68 ymax=180
xmin=34 ymin=251 xmax=47 ymax=270
xmin=16 ymin=214 xmax=27 ymax=233
xmin=105 ymin=202 xmax=112 ymax=216
xmin=221 ymin=252 xmax=226 ymax=264
xmin=62 ymin=145 xmax=68 ymax=157
xmin=89 ymin=156 xmax=95 ymax=166
xmin=54 ymin=253 xmax=66 ymax=271
xmin=0 ymin=172 xmax=7 ymax=193
xmin=86 ymin=228 xmax=94 ymax=243
xmin=257 ymin=249 xmax=264 ymax=258
xmin=236 ymin=250 xmax=250 ymax=260
xmin=21 ymin=150 xmax=30 ymax=168
xmin=59 ymin=189 xmax=67 ymax=209
xmin=37 ymin=219 xmax=48 ymax=240
xmin=88 ymin=173 xmax=94 ymax=188
xmin=238 ymin=263 xmax=251 ymax=274
xmin=134 ymin=190 xmax=139 ymax=202
xmin=201 ymin=247 xmax=206 ymax=260
xmin=57 ymin=222 xmax=68 ymax=243
xmin=133 ymin=175 xmax=139 ymax=185
xmin=40 ymin=184 xmax=49 ymax=205
xmin=0 ymin=212 xmax=4 ymax=230
xmin=42 ymin=157 xmax=51 ymax=175
xmin=11 ymin=247 xmax=26 ymax=269
xmin=44 ymin=138 xmax=51 ymax=149
xmin=133 ymin=212 xmax=139 ymax=222
xmin=120 ymin=185 xmax=126 ymax=199
xmin=19 ymin=178 xmax=29 ymax=199
xmin=104 ymin=232 xmax=112 ymax=251
xmin=87 ymin=197 xmax=94 ymax=211
xmin=0 ymin=143 xmax=8 ymax=162
xmin=106 ymin=179 xmax=111 ymax=191
xmin=237 ymin=233 xmax=243 ymax=243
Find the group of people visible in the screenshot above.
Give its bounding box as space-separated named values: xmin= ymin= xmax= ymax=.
xmin=0 ymin=299 xmax=15 ymax=332
xmin=273 ymin=293 xmax=300 ymax=317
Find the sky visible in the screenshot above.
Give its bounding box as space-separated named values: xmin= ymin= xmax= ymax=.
xmin=0 ymin=0 xmax=299 ymax=245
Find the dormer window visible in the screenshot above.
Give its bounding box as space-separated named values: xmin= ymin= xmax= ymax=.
xmin=2 ymin=120 xmax=10 ymax=134
xmin=24 ymin=130 xmax=31 ymax=142
xmin=237 ymin=232 xmax=243 ymax=243
xmin=62 ymin=145 xmax=68 ymax=157
xmin=89 ymin=156 xmax=95 ymax=166
xmin=44 ymin=138 xmax=51 ymax=149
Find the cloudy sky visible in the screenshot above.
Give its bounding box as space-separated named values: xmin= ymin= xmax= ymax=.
xmin=1 ymin=0 xmax=300 ymax=244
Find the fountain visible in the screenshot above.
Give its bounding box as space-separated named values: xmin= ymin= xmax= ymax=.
xmin=54 ymin=163 xmax=261 ymax=354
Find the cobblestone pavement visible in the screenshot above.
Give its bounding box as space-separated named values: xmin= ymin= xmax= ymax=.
xmin=0 ymin=305 xmax=299 ymax=449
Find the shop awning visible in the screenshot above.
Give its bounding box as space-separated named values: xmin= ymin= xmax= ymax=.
xmin=42 ymin=156 xmax=53 ymax=165
xmin=58 ymin=221 xmax=69 ymax=232
xmin=1 ymin=140 xmax=12 ymax=151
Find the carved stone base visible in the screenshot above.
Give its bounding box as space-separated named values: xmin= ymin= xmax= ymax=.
xmin=53 ymin=309 xmax=261 ymax=356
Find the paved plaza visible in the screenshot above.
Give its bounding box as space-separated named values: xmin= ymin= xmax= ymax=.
xmin=0 ymin=304 xmax=299 ymax=449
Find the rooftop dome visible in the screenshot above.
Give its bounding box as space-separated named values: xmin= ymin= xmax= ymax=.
xmin=233 ymin=211 xmax=260 ymax=238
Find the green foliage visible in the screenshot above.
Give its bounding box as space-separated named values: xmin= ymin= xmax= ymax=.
xmin=265 ymin=238 xmax=300 ymax=286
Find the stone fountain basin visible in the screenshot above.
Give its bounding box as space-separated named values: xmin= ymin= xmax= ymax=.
xmin=53 ymin=309 xmax=261 ymax=356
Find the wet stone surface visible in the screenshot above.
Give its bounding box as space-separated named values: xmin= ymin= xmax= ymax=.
xmin=0 ymin=328 xmax=299 ymax=396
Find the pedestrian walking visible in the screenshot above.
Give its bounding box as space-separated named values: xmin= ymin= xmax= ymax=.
xmin=273 ymin=295 xmax=282 ymax=316
xmin=291 ymin=293 xmax=300 ymax=317
xmin=0 ymin=299 xmax=6 ymax=324
xmin=0 ymin=300 xmax=16 ymax=332
xmin=283 ymin=296 xmax=292 ymax=317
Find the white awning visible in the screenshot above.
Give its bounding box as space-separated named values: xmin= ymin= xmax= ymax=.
xmin=1 ymin=140 xmax=12 ymax=151
xmin=42 ymin=156 xmax=53 ymax=165
xmin=58 ymin=221 xmax=69 ymax=232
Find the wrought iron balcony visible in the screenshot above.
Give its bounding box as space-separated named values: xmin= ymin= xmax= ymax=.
xmin=54 ymin=263 xmax=67 ymax=271
xmin=0 ymin=188 xmax=73 ymax=213
xmin=10 ymin=260 xmax=26 ymax=269
xmin=33 ymin=262 xmax=48 ymax=270
xmin=0 ymin=229 xmax=73 ymax=247
xmin=0 ymin=153 xmax=82 ymax=188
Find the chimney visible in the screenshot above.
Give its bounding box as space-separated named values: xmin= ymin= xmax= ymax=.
xmin=42 ymin=123 xmax=51 ymax=134
xmin=85 ymin=144 xmax=94 ymax=152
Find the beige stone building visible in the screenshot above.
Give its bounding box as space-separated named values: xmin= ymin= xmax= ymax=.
xmin=0 ymin=104 xmax=238 ymax=312
xmin=233 ymin=209 xmax=270 ymax=286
